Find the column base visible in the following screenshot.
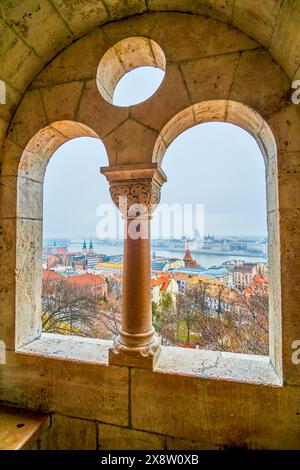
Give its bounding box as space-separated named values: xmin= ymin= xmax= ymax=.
xmin=108 ymin=334 xmax=161 ymax=369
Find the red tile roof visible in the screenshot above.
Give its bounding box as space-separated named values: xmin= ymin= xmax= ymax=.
xmin=67 ymin=273 xmax=106 ymax=287
xmin=42 ymin=269 xmax=64 ymax=281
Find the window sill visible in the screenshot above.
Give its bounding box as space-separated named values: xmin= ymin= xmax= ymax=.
xmin=17 ymin=334 xmax=281 ymax=386
xmin=155 ymin=347 xmax=282 ymax=386
xmin=17 ymin=333 xmax=112 ymax=365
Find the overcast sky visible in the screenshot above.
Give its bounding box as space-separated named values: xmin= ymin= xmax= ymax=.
xmin=43 ymin=67 xmax=267 ymax=240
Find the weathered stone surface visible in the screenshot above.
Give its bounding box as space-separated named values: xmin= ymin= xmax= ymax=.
xmin=267 ymin=105 xmax=300 ymax=153
xmin=279 ymin=208 xmax=300 ymax=385
xmin=77 ymin=79 xmax=129 ymax=139
xmin=147 ymin=0 xmax=191 ymax=13
xmin=131 ymin=64 xmax=190 ymax=131
xmin=226 ymin=100 xmax=264 ymax=142
xmin=20 ymin=333 xmax=112 ymax=365
xmin=156 ymin=347 xmax=280 ymax=385
xmin=160 ymin=105 xmax=194 ymax=149
xmin=167 ymin=436 xmax=220 ymax=450
xmin=0 ymin=84 xmax=21 ymax=123
xmin=230 ymin=49 xmax=290 ymax=117
xmin=151 ymin=13 xmax=256 ymax=63
xmin=16 ymin=122 xmax=99 ymax=183
xmin=103 ymin=119 xmax=159 ymax=165
xmin=104 ymin=0 xmax=147 ymax=19
xmin=0 ymin=18 xmax=44 ymax=93
xmin=51 ymin=0 xmax=109 ymax=36
xmin=32 ymin=30 xmax=108 ymax=88
xmin=41 ymin=81 xmax=84 ymax=123
xmin=7 ymin=89 xmax=48 ymax=150
xmin=15 ymin=218 xmax=42 ymax=348
xmin=150 ymin=0 xmax=232 ymax=20
xmin=40 ymin=414 xmax=97 ymax=450
xmin=114 ymin=37 xmax=163 ymax=73
xmin=269 ymin=0 xmax=300 ymax=78
xmin=0 ymin=218 xmax=16 ymax=349
xmin=0 ymin=176 xmax=42 ymax=220
xmin=266 ymin=168 xmax=278 ymax=216
xmin=194 ymin=100 xmax=227 ymax=124
xmin=258 ymin=120 xmax=277 ymax=164
xmin=181 ymin=54 xmax=239 ymax=103
xmin=98 ymin=424 xmax=164 ymax=450
xmin=0 ymin=0 xmax=73 ymax=62
xmin=0 ymin=118 xmax=8 ymax=147
xmin=17 ymin=127 xmax=65 ymax=182
xmin=1 ymin=350 xmax=129 ymax=426
xmin=131 ymin=368 xmax=300 ymax=449
xmin=102 ymin=11 xmax=157 ymax=44
xmin=278 ymin=151 xmax=300 ymax=210
xmin=18 ymin=177 xmax=43 ymax=219
xmin=267 ymin=209 xmax=282 ymax=377
xmin=233 ymin=0 xmax=282 ymax=47
xmin=50 ymin=361 xmax=128 ymax=425
xmin=109 ymin=347 xmax=160 ymax=369
xmin=188 ymin=0 xmax=234 ymax=23
xmin=0 ymin=176 xmax=17 ymax=218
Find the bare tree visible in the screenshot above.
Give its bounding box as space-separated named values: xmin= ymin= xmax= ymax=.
xmin=176 ymin=288 xmax=202 ymax=345
xmin=98 ymin=294 xmax=122 ymax=338
xmin=42 ymin=277 xmax=105 ymax=337
xmin=151 ymin=279 xmax=269 ymax=355
xmin=153 ymin=293 xmax=178 ymax=345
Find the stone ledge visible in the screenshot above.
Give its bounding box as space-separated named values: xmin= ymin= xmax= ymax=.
xmin=17 ymin=333 xmax=112 ymax=365
xmin=155 ymin=346 xmax=282 ymax=386
xmin=17 ymin=334 xmax=282 ymax=386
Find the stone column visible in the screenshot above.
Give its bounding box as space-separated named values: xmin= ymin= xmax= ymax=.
xmin=101 ymin=164 xmax=167 ymax=367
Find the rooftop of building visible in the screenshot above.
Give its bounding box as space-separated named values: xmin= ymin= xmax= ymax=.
xmin=67 ymin=273 xmax=106 ymax=287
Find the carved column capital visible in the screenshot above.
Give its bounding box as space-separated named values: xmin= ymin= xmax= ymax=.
xmin=101 ymin=164 xmax=167 ymax=216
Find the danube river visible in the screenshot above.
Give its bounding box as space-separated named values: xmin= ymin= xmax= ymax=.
xmin=153 ymin=250 xmax=267 ymax=269
xmin=69 ymin=242 xmax=267 ymax=269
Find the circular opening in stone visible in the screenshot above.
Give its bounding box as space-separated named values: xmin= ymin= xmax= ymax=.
xmin=113 ymin=66 xmax=165 ymax=107
xmin=96 ymin=37 xmax=166 ymax=107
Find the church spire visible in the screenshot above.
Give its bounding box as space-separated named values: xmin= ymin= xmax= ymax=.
xmin=183 ymin=239 xmax=198 ymax=268
xmin=82 ymin=239 xmax=87 ymax=253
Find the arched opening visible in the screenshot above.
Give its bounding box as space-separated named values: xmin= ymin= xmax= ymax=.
xmin=96 ymin=37 xmax=166 ymax=106
xmin=42 ymin=137 xmax=123 ymax=340
xmin=152 ymin=122 xmax=268 ymax=355
xmin=15 ymin=121 xmax=123 ymax=348
xmin=152 ymin=101 xmax=280 ymax=369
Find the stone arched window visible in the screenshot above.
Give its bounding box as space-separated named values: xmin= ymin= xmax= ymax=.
xmin=2 ymin=4 xmax=300 ymax=450
xmin=0 ymin=15 xmax=292 ymax=385
xmin=153 ymin=100 xmax=281 ymax=376
xmin=15 ymin=121 xmax=103 ymax=348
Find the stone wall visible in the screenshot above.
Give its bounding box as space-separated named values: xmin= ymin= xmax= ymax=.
xmin=1 ymin=6 xmax=300 ymax=449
